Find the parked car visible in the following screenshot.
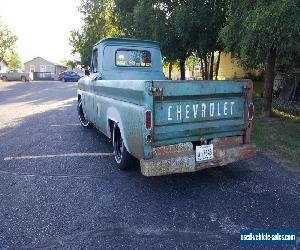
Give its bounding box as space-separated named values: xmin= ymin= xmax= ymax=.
xmin=58 ymin=71 xmax=81 ymax=82
xmin=77 ymin=38 xmax=256 ymax=176
xmin=0 ymin=70 xmax=33 ymax=82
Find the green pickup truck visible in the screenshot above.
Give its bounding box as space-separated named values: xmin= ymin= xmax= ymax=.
xmin=77 ymin=38 xmax=256 ymax=176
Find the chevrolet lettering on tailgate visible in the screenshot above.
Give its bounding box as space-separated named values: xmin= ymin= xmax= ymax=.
xmin=167 ymin=101 xmax=236 ymax=121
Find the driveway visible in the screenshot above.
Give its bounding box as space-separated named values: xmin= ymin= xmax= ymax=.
xmin=0 ymin=81 xmax=299 ymax=248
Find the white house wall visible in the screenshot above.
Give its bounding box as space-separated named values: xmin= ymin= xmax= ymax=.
xmin=0 ymin=61 xmax=7 ymax=73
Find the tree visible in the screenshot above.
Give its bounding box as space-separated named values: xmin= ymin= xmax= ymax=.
xmin=184 ymin=0 xmax=227 ymax=80
xmin=117 ymin=0 xmax=182 ymax=77
xmin=60 ymin=59 xmax=81 ymax=69
xmin=5 ymin=50 xmax=22 ymax=70
xmin=168 ymin=3 xmax=195 ymax=80
xmin=129 ymin=0 xmax=201 ymax=80
xmin=0 ymin=17 xmax=17 ymax=59
xmin=220 ymin=0 xmax=300 ymax=117
xmin=114 ymin=0 xmax=139 ymax=37
xmin=70 ymin=0 xmax=124 ymax=67
xmin=72 ymin=0 xmax=181 ymax=74
xmin=70 ymin=0 xmax=228 ymax=80
xmin=152 ymin=0 xmax=227 ymax=80
xmin=0 ymin=17 xmax=21 ymax=70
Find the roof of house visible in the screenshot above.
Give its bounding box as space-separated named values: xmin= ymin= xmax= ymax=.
xmin=24 ymin=56 xmax=67 ymax=68
xmin=55 ymin=63 xmax=68 ymax=68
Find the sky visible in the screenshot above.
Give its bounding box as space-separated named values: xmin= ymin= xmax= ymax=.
xmin=0 ymin=0 xmax=82 ymax=64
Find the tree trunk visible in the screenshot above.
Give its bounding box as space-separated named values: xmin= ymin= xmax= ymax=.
xmin=209 ymin=51 xmax=214 ymax=80
xmin=204 ymin=56 xmax=209 ymax=80
xmin=215 ymin=50 xmax=221 ymax=80
xmin=168 ymin=62 xmax=172 ymax=80
xmin=179 ymin=58 xmax=186 ymax=80
xmin=262 ymin=47 xmax=277 ymax=117
xmin=200 ymin=58 xmax=205 ymax=80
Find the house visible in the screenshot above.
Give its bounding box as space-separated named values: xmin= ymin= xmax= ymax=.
xmin=0 ymin=58 xmax=8 ymax=73
xmin=193 ymin=52 xmax=261 ymax=80
xmin=217 ymin=53 xmax=260 ymax=79
xmin=24 ymin=57 xmax=67 ymax=80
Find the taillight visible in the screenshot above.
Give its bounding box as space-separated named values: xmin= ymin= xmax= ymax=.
xmin=248 ymin=103 xmax=254 ymax=121
xmin=145 ymin=111 xmax=152 ymax=129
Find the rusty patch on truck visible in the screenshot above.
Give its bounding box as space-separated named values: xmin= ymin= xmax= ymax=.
xmin=153 ymin=142 xmax=193 ymax=157
xmin=210 ymin=136 xmax=243 ymax=147
xmin=214 ymin=144 xmax=256 ymax=166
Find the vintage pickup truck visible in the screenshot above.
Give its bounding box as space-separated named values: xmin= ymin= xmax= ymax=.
xmin=77 ymin=38 xmax=256 ymax=176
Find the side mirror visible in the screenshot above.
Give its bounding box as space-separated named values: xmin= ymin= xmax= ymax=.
xmin=84 ymin=69 xmax=90 ymax=76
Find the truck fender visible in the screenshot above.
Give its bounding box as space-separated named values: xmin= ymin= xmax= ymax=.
xmin=107 ymin=107 xmax=129 ymax=151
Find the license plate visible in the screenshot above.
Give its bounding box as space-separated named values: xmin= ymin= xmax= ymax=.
xmin=196 ymin=144 xmax=214 ymax=162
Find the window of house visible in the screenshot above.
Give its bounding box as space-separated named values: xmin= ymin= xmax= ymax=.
xmin=30 ymin=65 xmax=35 ymax=72
xmin=46 ymin=65 xmax=54 ymax=73
xmin=116 ymin=50 xmax=152 ymax=67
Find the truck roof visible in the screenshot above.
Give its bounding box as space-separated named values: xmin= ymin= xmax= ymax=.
xmin=95 ymin=37 xmax=160 ymax=48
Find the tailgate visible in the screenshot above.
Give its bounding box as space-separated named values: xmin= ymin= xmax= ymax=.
xmin=152 ymin=80 xmax=248 ymax=147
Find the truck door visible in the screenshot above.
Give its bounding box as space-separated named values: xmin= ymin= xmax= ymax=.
xmin=92 ymin=48 xmax=101 ymax=125
xmin=11 ymin=70 xmax=18 ymax=81
xmin=86 ymin=48 xmax=99 ymax=123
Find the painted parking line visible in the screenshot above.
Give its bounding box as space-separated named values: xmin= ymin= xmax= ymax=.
xmin=50 ymin=124 xmax=81 ymax=127
xmin=4 ymin=152 xmax=114 ymax=161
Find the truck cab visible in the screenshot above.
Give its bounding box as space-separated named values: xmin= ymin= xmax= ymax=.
xmin=77 ymin=38 xmax=256 ymax=176
xmin=89 ymin=38 xmax=165 ymax=80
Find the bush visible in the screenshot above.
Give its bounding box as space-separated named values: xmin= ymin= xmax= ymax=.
xmin=245 ymin=72 xmax=264 ymax=82
xmin=273 ymin=99 xmax=300 ymax=116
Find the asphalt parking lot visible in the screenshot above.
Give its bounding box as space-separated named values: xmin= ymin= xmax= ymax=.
xmin=0 ymin=81 xmax=299 ymax=249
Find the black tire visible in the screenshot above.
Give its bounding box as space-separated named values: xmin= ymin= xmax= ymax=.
xmin=77 ymin=99 xmax=92 ymax=128
xmin=112 ymin=123 xmax=133 ymax=170
xmin=62 ymin=78 xmax=67 ymax=82
xmin=2 ymin=76 xmax=7 ymax=81
xmin=21 ymin=76 xmax=26 ymax=82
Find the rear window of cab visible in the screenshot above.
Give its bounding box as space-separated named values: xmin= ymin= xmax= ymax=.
xmin=116 ymin=50 xmax=152 ymax=67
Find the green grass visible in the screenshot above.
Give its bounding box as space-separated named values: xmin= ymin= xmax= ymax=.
xmin=252 ymin=98 xmax=300 ymax=171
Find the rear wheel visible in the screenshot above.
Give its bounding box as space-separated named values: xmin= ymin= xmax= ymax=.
xmin=21 ymin=76 xmax=26 ymax=82
xmin=77 ymin=99 xmax=92 ymax=128
xmin=2 ymin=76 xmax=7 ymax=81
xmin=112 ymin=123 xmax=133 ymax=170
xmin=62 ymin=78 xmax=67 ymax=82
